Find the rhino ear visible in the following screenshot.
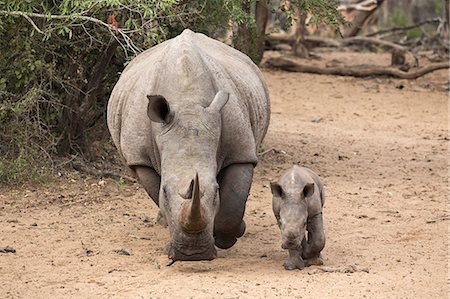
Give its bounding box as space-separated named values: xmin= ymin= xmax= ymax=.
xmin=147 ymin=95 xmax=171 ymax=123
xmin=303 ymin=183 xmax=314 ymax=198
xmin=208 ymin=91 xmax=229 ymax=112
xmin=270 ymin=182 xmax=283 ymax=198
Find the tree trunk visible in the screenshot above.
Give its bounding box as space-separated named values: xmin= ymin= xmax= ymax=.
xmin=293 ymin=11 xmax=309 ymax=58
xmin=343 ymin=0 xmax=384 ymax=37
xmin=445 ymin=0 xmax=449 ymax=34
xmin=255 ymin=0 xmax=269 ymax=63
xmin=79 ymin=40 xmax=119 ymax=127
xmin=59 ymin=40 xmax=119 ymax=154
xmin=234 ymin=1 xmax=255 ymax=61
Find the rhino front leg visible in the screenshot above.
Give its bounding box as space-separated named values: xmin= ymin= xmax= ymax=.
xmin=301 ymin=213 xmax=325 ymax=260
xmin=214 ymin=163 xmax=253 ymax=249
xmin=134 ymin=166 xmax=166 ymax=226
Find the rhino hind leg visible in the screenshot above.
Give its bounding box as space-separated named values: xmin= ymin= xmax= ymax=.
xmin=134 ymin=166 xmax=167 ymax=226
xmin=214 ymin=163 xmax=253 ymax=249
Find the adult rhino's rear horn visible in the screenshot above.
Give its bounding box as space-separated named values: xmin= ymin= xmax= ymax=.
xmin=180 ymin=173 xmax=207 ymax=233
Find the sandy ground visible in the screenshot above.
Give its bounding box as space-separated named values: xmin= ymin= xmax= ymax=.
xmin=0 ymin=52 xmax=448 ymax=298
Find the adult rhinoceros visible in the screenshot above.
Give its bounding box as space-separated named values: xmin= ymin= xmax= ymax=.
xmin=107 ymin=29 xmax=270 ymax=261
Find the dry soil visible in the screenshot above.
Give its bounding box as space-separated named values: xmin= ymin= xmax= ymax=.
xmin=1 ymin=52 xmax=448 ymax=298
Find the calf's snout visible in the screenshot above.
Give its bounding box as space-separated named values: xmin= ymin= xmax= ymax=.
xmin=281 ymin=232 xmax=302 ymax=250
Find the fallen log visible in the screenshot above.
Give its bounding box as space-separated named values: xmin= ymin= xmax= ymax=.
xmin=265 ymin=57 xmax=449 ymax=79
xmin=341 ymin=36 xmax=413 ymax=66
xmin=267 ymin=34 xmax=413 ymax=66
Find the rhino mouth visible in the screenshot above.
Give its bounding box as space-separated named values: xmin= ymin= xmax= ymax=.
xmin=168 ymin=232 xmax=217 ymax=261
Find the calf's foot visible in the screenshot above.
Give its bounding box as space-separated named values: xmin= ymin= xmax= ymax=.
xmin=284 ymin=257 xmax=305 ymax=270
xmin=283 ymin=249 xmax=305 ymax=270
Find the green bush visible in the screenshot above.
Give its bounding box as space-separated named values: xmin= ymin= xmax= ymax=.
xmin=0 ymin=0 xmax=343 ymax=185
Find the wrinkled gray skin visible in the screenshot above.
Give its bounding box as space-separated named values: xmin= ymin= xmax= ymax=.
xmin=270 ymin=165 xmax=325 ymax=270
xmin=107 ymin=29 xmax=270 ymax=261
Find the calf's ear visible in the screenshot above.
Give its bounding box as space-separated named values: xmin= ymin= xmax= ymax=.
xmin=147 ymin=95 xmax=172 ymax=123
xmin=303 ymin=183 xmax=315 ymax=198
xmin=270 ymin=182 xmax=283 ymax=198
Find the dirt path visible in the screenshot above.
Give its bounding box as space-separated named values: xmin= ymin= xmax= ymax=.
xmin=1 ymin=55 xmax=448 ymax=298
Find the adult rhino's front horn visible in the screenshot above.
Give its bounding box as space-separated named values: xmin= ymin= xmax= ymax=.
xmin=180 ymin=173 xmax=207 ymax=234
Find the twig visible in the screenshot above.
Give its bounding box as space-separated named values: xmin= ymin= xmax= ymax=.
xmin=365 ymin=18 xmax=442 ymax=37
xmin=258 ymin=148 xmax=275 ymax=157
xmin=21 ymin=13 xmax=44 ymax=34
xmin=72 ymin=161 xmax=137 ymax=183
xmin=0 ymin=10 xmax=112 ymax=30
xmin=312 ymin=265 xmax=369 ymax=273
xmin=338 ymin=0 xmax=378 ymax=12
xmin=0 ymin=10 xmax=142 ymax=56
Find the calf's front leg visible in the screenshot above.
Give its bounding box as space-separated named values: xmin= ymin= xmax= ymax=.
xmin=301 ymin=212 xmax=325 ymax=261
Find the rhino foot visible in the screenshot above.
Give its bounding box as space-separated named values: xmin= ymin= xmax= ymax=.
xmin=236 ymin=220 xmax=246 ymax=238
xmin=214 ymin=221 xmax=246 ymax=249
xmin=214 ymin=235 xmax=237 ymax=249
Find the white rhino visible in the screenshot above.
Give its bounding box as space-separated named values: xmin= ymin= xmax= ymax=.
xmin=107 ymin=29 xmax=270 ymax=261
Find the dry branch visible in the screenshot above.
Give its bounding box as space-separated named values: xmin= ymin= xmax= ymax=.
xmin=0 ymin=10 xmax=142 ymax=55
xmin=265 ymin=57 xmax=449 ymax=79
xmin=72 ymin=161 xmax=136 ymax=183
xmin=267 ymin=34 xmax=413 ymax=66
xmin=343 ymin=0 xmax=384 ymax=37
xmin=268 ymin=33 xmax=341 ymax=48
xmin=365 ymin=18 xmax=442 ymax=37
xmin=340 ymin=36 xmax=405 ymax=52
xmin=341 ymin=36 xmax=412 ymax=66
xmin=311 ymin=265 xmax=369 ymax=273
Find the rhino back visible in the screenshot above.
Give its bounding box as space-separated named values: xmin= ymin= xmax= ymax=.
xmin=107 ymin=29 xmax=270 ymax=174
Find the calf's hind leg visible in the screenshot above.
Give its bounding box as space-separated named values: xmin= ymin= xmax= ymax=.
xmin=214 ymin=163 xmax=254 ymax=249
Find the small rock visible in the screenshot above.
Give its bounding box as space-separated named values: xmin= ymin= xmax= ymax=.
xmin=0 ymin=246 xmax=16 ymax=253
xmin=113 ymin=249 xmax=131 ymax=256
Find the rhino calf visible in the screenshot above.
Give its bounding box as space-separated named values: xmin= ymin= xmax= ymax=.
xmin=270 ymin=165 xmax=325 ymax=270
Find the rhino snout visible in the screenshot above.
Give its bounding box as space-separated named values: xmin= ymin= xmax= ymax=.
xmin=168 ymin=231 xmax=217 ymax=261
